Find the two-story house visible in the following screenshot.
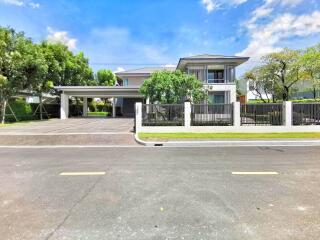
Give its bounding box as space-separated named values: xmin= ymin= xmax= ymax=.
xmin=115 ymin=54 xmax=249 ymax=116
xmin=56 ymin=54 xmax=249 ymax=119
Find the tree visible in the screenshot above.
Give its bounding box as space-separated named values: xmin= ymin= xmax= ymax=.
xmin=243 ymin=66 xmax=277 ymax=103
xmin=40 ymin=41 xmax=94 ymax=87
xmin=140 ymin=70 xmax=207 ymax=104
xmin=0 ymin=27 xmax=48 ymax=123
xmin=299 ymin=44 xmax=320 ymax=99
xmin=96 ymin=69 xmax=116 ymax=86
xmin=262 ymin=48 xmax=302 ymax=101
xmin=39 ymin=41 xmax=94 ymax=118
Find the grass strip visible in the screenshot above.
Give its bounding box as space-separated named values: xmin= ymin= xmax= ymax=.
xmin=139 ymin=132 xmax=320 ymax=139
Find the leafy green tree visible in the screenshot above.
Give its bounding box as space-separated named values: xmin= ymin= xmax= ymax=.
xmin=243 ymin=65 xmax=279 ymax=103
xmin=0 ymin=27 xmax=48 ymax=123
xmin=299 ymin=44 xmax=320 ymax=99
xmin=40 ymin=41 xmax=94 ymax=87
xmin=96 ymin=69 xmax=116 ymax=86
xmin=261 ymin=48 xmax=302 ymax=101
xmin=140 ymin=70 xmax=207 ymax=104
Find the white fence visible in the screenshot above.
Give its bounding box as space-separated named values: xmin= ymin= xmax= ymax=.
xmin=135 ymin=102 xmax=320 ymax=133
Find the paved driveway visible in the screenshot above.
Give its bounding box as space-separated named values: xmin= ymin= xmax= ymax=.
xmin=0 ymin=118 xmax=134 ymax=134
xmin=0 ymin=118 xmax=138 ymax=146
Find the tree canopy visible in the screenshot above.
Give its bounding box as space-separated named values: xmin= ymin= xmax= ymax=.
xmin=96 ymin=69 xmax=116 ymax=86
xmin=140 ymin=70 xmax=207 ymax=104
xmin=243 ymin=46 xmax=320 ymax=102
xmin=0 ymin=26 xmax=94 ymax=123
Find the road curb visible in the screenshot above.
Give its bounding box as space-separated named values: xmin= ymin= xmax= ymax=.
xmin=134 ymin=134 xmax=320 ymax=147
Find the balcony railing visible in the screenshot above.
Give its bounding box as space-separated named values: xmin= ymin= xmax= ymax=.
xmin=207 ymin=78 xmax=225 ymax=84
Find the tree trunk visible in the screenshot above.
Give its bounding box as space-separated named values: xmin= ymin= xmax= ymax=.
xmin=39 ymin=94 xmax=43 ymax=120
xmin=313 ymin=87 xmax=316 ymax=99
xmin=283 ymin=86 xmax=289 ymax=101
xmin=1 ymin=99 xmax=7 ymax=124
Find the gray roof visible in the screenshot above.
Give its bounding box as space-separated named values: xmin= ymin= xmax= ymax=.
xmin=180 ymin=54 xmax=249 ymax=60
xmin=116 ymin=66 xmax=175 ymax=76
xmin=177 ymin=54 xmax=249 ymax=69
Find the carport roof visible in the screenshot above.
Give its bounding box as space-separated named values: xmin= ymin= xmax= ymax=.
xmin=54 ymin=86 xmax=143 ymax=98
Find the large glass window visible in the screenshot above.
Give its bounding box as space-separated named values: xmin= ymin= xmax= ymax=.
xmin=208 ymin=92 xmax=225 ymax=104
xmin=188 ymin=68 xmax=206 ymax=82
xmin=208 ymin=69 xmax=224 ymax=83
xmin=225 ymin=66 xmax=235 ymax=83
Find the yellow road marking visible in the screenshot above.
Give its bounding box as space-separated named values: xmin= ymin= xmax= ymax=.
xmin=60 ymin=172 xmax=106 ymax=176
xmin=232 ymin=171 xmax=279 ymax=175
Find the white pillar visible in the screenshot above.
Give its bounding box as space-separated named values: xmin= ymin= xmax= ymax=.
xmin=135 ymin=102 xmax=142 ymax=132
xmin=230 ymin=86 xmax=237 ymax=103
xmin=283 ymin=101 xmax=292 ymax=126
xmin=233 ymin=101 xmax=241 ymax=127
xmin=184 ymin=102 xmax=191 ymax=127
xmin=112 ymin=97 xmax=117 ymax=118
xmin=82 ymin=97 xmax=88 ymax=117
xmin=60 ymin=93 xmax=69 ymax=119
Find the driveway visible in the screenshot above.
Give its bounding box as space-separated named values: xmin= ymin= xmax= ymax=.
xmin=0 ymin=118 xmax=139 ymax=146
xmin=1 ymin=146 xmax=320 ymax=240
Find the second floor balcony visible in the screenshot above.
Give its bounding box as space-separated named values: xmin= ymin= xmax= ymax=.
xmin=187 ymin=65 xmax=236 ymax=84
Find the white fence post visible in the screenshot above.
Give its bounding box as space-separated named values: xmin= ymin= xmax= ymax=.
xmin=135 ymin=102 xmax=142 ymax=132
xmin=283 ymin=101 xmax=292 ymax=126
xmin=82 ymin=97 xmax=88 ymax=117
xmin=184 ymin=102 xmax=191 ymax=127
xmin=60 ymin=93 xmax=69 ymax=120
xmin=233 ymin=102 xmax=241 ymax=127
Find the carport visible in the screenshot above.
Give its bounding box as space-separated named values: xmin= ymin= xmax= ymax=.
xmin=55 ymin=86 xmax=143 ymax=119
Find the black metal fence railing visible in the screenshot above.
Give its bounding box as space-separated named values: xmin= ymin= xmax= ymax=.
xmin=191 ymin=104 xmax=233 ymax=126
xmin=142 ymin=104 xmax=184 ymax=126
xmin=241 ymin=103 xmax=283 ymax=126
xmin=292 ymin=103 xmax=320 ymax=125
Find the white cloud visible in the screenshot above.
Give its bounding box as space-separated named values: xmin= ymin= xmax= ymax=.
xmin=200 ymin=0 xmax=247 ymax=13
xmin=0 ymin=0 xmax=40 ymax=8
xmin=1 ymin=0 xmax=24 ymax=6
xmin=29 ymin=2 xmax=39 ymax=8
xmin=238 ymin=11 xmax=320 ymax=59
xmin=201 ymin=0 xmax=219 ymax=13
xmin=47 ymin=27 xmax=77 ymax=50
xmin=266 ymin=0 xmax=303 ymax=7
xmin=114 ymin=67 xmax=125 ymax=73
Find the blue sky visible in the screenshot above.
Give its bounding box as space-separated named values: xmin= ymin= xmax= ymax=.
xmin=0 ymin=0 xmax=320 ymax=75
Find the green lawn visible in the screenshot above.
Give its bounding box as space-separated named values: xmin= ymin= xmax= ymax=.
xmin=87 ymin=112 xmax=109 ymax=117
xmin=139 ymin=132 xmax=320 ymax=140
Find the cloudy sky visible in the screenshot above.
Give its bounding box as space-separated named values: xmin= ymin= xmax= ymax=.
xmin=0 ymin=0 xmax=320 ymax=75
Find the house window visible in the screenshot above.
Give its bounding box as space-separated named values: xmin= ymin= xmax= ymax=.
xmin=225 ymin=66 xmax=235 ymax=83
xmin=188 ymin=68 xmax=206 ymax=82
xmin=208 ymin=69 xmax=224 ymax=83
xmin=208 ymin=92 xmax=225 ymax=104
xmin=124 ymin=79 xmax=129 ymax=86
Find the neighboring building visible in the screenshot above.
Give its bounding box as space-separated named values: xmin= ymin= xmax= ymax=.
xmin=115 ymin=54 xmax=249 ymax=115
xmin=243 ymin=78 xmax=319 ymax=102
xmin=56 ymin=54 xmax=249 ymax=119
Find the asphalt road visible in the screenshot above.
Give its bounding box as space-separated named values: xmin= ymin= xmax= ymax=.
xmin=1 ymin=146 xmax=320 ymax=240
